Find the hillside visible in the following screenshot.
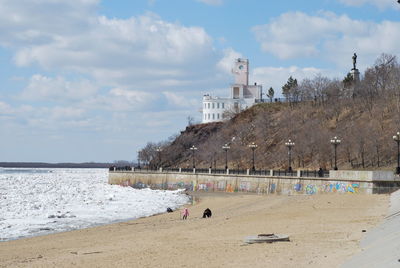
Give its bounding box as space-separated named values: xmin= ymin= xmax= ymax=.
xmin=140 ymin=54 xmax=400 ymax=171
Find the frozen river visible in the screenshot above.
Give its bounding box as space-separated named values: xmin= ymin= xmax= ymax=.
xmin=0 ymin=168 xmax=189 ymax=241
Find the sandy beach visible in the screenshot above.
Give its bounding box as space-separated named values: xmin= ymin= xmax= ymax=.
xmin=0 ymin=192 xmax=388 ymax=268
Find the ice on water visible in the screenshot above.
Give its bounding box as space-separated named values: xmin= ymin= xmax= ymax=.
xmin=0 ymin=168 xmax=189 ymax=241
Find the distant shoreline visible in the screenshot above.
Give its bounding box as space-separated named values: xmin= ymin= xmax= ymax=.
xmin=0 ymin=162 xmax=114 ymax=168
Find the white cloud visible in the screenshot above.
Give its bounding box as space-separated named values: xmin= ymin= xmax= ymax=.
xmin=109 ymin=88 xmax=156 ymax=109
xmin=148 ymin=0 xmax=156 ymax=6
xmin=21 ymin=75 xmax=98 ymax=101
xmin=0 ymin=100 xmax=91 ymax=130
xmin=0 ymin=0 xmax=247 ymax=161
xmin=216 ymin=48 xmax=242 ymax=74
xmin=49 ymin=106 xmax=85 ymax=119
xmin=0 ymin=100 xmax=13 ymax=115
xmin=8 ymin=11 xmax=216 ymax=91
xmin=252 ymin=66 xmax=329 ymax=97
xmin=162 ymin=91 xmax=198 ymax=108
xmin=0 ymin=0 xmax=228 ymax=106
xmin=253 ymin=11 xmax=400 ymax=69
xmin=0 ymin=0 xmax=227 ymax=134
xmin=196 ymin=0 xmax=223 ymax=6
xmin=0 ymin=0 xmax=99 ymax=47
xmin=337 ymin=0 xmax=400 ymax=10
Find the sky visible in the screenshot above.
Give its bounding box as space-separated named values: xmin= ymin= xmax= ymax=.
xmin=0 ymin=0 xmax=399 ymax=162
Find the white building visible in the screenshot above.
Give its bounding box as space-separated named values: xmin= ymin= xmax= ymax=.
xmin=202 ymin=58 xmax=262 ymax=123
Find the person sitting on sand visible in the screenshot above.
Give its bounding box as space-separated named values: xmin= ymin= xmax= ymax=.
xmin=202 ymin=208 xmax=212 ymax=218
xmin=182 ymin=208 xmax=189 ymax=220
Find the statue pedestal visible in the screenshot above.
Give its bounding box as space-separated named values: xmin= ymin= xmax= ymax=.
xmin=351 ymin=68 xmax=360 ymax=82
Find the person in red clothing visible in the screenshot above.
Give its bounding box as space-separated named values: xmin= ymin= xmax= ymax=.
xmin=182 ymin=208 xmax=189 ymax=220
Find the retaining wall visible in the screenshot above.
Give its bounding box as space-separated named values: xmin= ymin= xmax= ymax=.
xmin=343 ymin=190 xmax=400 ymax=267
xmin=108 ymin=171 xmax=400 ymax=195
xmin=330 ymin=170 xmax=398 ymax=181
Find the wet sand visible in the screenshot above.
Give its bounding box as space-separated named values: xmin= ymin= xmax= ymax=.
xmin=0 ymin=192 xmax=388 ymax=268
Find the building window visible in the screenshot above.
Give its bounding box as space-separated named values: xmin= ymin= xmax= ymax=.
xmin=208 ymin=103 xmax=210 ymax=109
xmin=212 ymin=114 xmax=215 ymax=119
xmin=212 ymin=103 xmax=215 ymax=109
xmin=204 ymin=103 xmax=206 ymax=109
xmin=222 ymin=103 xmax=225 ymax=109
xmin=233 ymin=87 xmax=240 ymax=99
xmin=217 ymin=103 xmax=220 ymax=109
xmin=208 ymin=114 xmax=210 ymax=119
xmin=217 ymin=113 xmax=220 ymax=119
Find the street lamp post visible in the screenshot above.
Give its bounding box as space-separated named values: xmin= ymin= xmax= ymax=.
xmin=248 ymin=142 xmax=258 ymax=171
xmin=222 ymin=144 xmax=230 ymax=170
xmin=156 ymin=147 xmax=162 ymax=169
xmin=393 ymin=132 xmax=400 ymax=174
xmin=190 ymin=145 xmax=198 ymax=169
xmin=330 ymin=136 xmax=341 ymax=170
xmin=137 ymin=151 xmax=141 ymax=169
xmin=285 ymin=139 xmax=295 ymax=172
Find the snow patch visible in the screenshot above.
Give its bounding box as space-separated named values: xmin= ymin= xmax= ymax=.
xmin=0 ymin=168 xmax=189 ymax=241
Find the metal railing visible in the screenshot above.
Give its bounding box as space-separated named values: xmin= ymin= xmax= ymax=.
xmin=110 ymin=166 xmax=134 ymax=171
xmin=195 ymin=168 xmax=209 ymax=174
xmin=300 ymin=170 xmax=329 ymax=178
xmin=211 ymin=169 xmax=227 ymax=174
xmin=228 ymin=169 xmax=247 ymax=175
xmin=110 ymin=166 xmax=332 ymax=179
xmin=272 ymin=170 xmax=297 ymax=177
xmin=161 ymin=168 xmax=176 ymax=172
xmin=249 ymin=170 xmax=270 ymax=176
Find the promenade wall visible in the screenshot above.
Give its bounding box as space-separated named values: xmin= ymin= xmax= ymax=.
xmin=108 ymin=170 xmax=400 ymax=195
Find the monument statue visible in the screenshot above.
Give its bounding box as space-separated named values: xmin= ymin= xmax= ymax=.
xmin=352 ymin=53 xmax=357 ymax=70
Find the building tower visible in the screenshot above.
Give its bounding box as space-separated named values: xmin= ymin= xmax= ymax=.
xmin=202 ymin=58 xmax=262 ymax=124
xmin=232 ymin=58 xmax=249 ymax=85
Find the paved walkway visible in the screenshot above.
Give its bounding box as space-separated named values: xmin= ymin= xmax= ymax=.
xmin=343 ymin=190 xmax=400 ymax=267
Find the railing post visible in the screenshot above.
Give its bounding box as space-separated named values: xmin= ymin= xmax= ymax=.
xmin=226 ymin=168 xmax=229 ymax=175
xmin=247 ymin=169 xmax=250 ymax=175
xmin=209 ymin=168 xmax=212 ymax=174
xmin=159 ymin=167 xmax=162 ymax=172
xmin=193 ymin=168 xmax=196 ymax=174
xmin=297 ymin=170 xmax=301 ymax=177
xmin=179 ymin=168 xmax=182 ymax=173
xmin=270 ymin=169 xmax=273 ymax=176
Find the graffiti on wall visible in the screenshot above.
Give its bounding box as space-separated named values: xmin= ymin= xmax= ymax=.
xmin=167 ymin=181 xmax=194 ymax=191
xmin=226 ymin=184 xmax=235 ymax=193
xmin=304 ymin=182 xmax=360 ymax=195
xmin=197 ymin=182 xmax=215 ymax=191
xmin=269 ymin=183 xmax=276 ymax=194
xmin=119 ymin=176 xmax=361 ymax=195
xmin=239 ymin=181 xmax=251 ymax=192
xmin=306 ymin=184 xmax=317 ymax=195
xmin=217 ymin=181 xmax=226 ymax=191
xmin=294 ymin=183 xmax=302 ymax=192
xmin=347 ymin=183 xmax=359 ymax=193
xmin=133 ymin=182 xmax=147 ymax=189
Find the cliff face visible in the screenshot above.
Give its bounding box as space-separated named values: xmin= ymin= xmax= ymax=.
xmin=157 ymin=97 xmax=400 ymax=171
xmin=159 ymin=122 xmax=224 ymax=168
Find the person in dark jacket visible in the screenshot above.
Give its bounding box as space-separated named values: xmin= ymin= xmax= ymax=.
xmin=202 ymin=208 xmax=212 ymax=218
xmin=318 ymin=168 xmax=324 ymax=177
